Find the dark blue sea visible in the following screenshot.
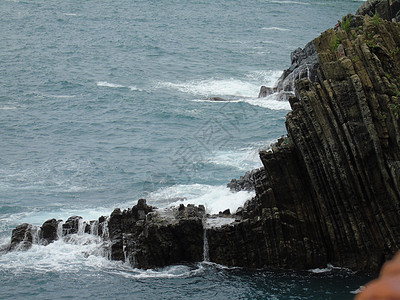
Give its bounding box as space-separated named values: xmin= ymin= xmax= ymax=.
xmin=0 ymin=0 xmax=373 ymax=298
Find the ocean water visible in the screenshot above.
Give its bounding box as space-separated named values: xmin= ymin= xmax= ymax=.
xmin=0 ymin=0 xmax=373 ymax=299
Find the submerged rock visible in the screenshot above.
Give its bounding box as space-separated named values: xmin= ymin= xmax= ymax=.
xmin=206 ymin=96 xmax=229 ymax=101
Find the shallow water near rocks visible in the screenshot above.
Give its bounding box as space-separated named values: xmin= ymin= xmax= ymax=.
xmin=1 ymin=0 xmax=373 ymax=298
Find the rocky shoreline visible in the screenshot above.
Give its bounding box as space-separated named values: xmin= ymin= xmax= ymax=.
xmin=4 ymin=0 xmax=400 ymax=273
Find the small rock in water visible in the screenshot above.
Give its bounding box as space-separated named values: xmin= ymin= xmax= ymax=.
xmin=206 ymin=96 xmax=228 ymax=101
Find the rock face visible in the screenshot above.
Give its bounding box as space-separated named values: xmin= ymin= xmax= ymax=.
xmin=357 ymin=0 xmax=400 ymax=22
xmin=62 ymin=216 xmax=83 ymax=236
xmin=208 ymin=16 xmax=400 ymax=272
xmin=40 ymin=218 xmax=59 ymax=245
xmin=108 ymin=200 xmax=205 ymax=269
xmin=9 ymin=223 xmax=39 ymax=251
xmin=227 ymin=169 xmax=260 ymax=192
xmin=258 ymin=40 xmax=319 ymax=100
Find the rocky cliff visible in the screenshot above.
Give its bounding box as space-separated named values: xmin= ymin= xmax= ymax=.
xmin=5 ymin=12 xmax=400 ymax=273
xmin=357 ymin=0 xmax=400 ymax=22
xmin=211 ymin=14 xmax=400 ymax=272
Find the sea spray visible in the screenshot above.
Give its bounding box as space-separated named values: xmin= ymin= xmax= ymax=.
xmin=90 ymin=220 xmax=99 ymax=236
xmin=57 ymin=221 xmax=64 ymax=240
xmin=31 ymin=225 xmax=41 ymax=245
xmin=202 ymin=217 xmax=210 ymax=262
xmin=77 ymin=218 xmax=87 ymax=236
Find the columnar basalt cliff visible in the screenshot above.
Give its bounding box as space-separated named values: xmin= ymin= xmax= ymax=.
xmin=210 ymin=15 xmax=400 ymax=272
xmin=5 ymin=13 xmax=400 ymax=273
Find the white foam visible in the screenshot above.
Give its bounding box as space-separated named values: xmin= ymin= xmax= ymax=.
xmin=308 ymin=266 xmax=332 ymax=273
xmin=262 ymin=27 xmax=291 ymax=31
xmin=204 ymin=217 xmax=236 ymax=229
xmin=96 ymin=81 xmax=125 ymax=88
xmin=159 ymin=78 xmax=260 ymax=98
xmin=128 ymin=85 xmax=143 ymax=91
xmin=50 ymin=94 xmax=76 ymax=98
xmin=270 ymin=0 xmax=309 ymax=5
xmin=0 ymin=236 xmax=10 ymax=252
xmin=12 ymin=207 xmax=110 ymax=228
xmin=108 ymin=264 xmax=204 ymax=279
xmin=350 ymin=286 xmax=365 ymax=295
xmin=192 ymin=99 xmax=241 ymax=103
xmin=242 ymin=94 xmax=291 ymax=110
xmin=0 ymin=233 xmax=111 ymax=273
xmin=308 ymin=264 xmax=355 ymax=274
xmin=0 ymin=106 xmax=18 ymax=110
xmin=147 ymin=184 xmax=254 ymax=215
xmin=206 ymin=147 xmax=262 ymax=171
xmin=246 ymin=70 xmax=283 ymax=88
xmin=96 ymin=81 xmax=143 ymax=92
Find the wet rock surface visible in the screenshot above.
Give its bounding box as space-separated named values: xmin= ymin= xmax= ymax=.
xmin=108 ymin=201 xmax=205 ymax=269
xmin=40 ymin=218 xmax=59 ymax=245
xmin=9 ymin=223 xmax=37 ymax=251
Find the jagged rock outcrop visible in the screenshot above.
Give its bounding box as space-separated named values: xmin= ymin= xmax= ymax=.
xmin=62 ymin=216 xmax=83 ymax=236
xmin=9 ymin=223 xmax=38 ymax=251
xmin=227 ymin=169 xmax=259 ymax=192
xmin=208 ymin=16 xmax=400 ymax=272
xmin=108 ymin=200 xmax=205 ymax=269
xmin=40 ymin=218 xmax=59 ymax=245
xmin=258 ymin=40 xmax=319 ymax=100
xmin=357 ymin=0 xmax=400 ymax=22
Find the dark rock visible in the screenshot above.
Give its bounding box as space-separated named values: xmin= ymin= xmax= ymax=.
xmin=258 ymin=86 xmax=276 ymax=98
xmin=227 ymin=169 xmax=260 ymax=192
xmin=108 ymin=208 xmax=124 ymax=261
xmin=222 ymin=209 xmax=231 ymax=215
xmin=9 ymin=223 xmax=37 ymax=251
xmin=356 ymin=0 xmax=400 ymax=21
xmin=107 ymin=200 xmax=205 ymax=269
xmin=276 ymin=41 xmax=319 ymax=92
xmin=97 ymin=216 xmax=108 ymax=237
xmin=62 ymin=216 xmax=82 ymax=236
xmin=40 ymin=218 xmax=59 ymax=245
xmin=128 ymin=204 xmax=205 ymax=269
xmin=108 ymin=199 xmax=156 ymax=262
xmin=258 ymin=40 xmax=319 ymax=106
xmin=206 ymin=96 xmax=228 ymax=101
